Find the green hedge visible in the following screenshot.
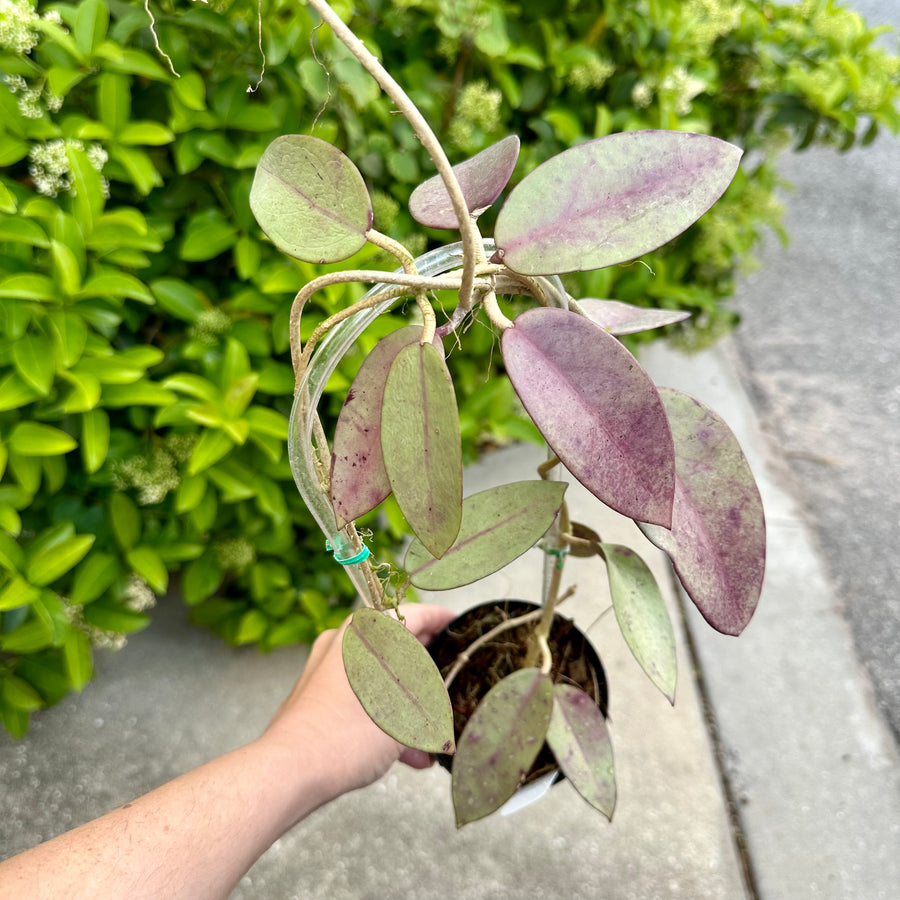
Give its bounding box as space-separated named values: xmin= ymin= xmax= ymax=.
xmin=0 ymin=0 xmax=897 ymax=736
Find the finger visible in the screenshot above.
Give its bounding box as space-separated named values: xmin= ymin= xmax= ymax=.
xmin=399 ymin=747 xmax=435 ymax=770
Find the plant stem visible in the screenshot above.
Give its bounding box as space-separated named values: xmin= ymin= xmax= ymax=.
xmin=442 ymin=608 xmax=543 ymax=690
xmin=305 ymin=0 xmax=481 ymax=311
xmin=289 ymin=271 xmax=481 ymax=380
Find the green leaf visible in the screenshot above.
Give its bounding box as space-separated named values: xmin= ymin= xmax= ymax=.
xmin=235 ymin=609 xmax=268 ymax=645
xmin=2 ymin=673 xmax=44 ymax=712
xmin=188 ymin=429 xmax=235 ymax=475
xmin=0 ymin=217 xmax=48 ymax=247
xmin=96 ymin=72 xmax=130 ymax=134
xmin=51 ymin=239 xmax=83 ymax=296
xmin=80 ymin=408 xmax=110 ymax=473
xmin=546 ymin=683 xmax=616 ymax=819
xmin=47 ymin=310 xmax=88 ymax=367
xmin=108 ymin=492 xmax=141 ymax=550
xmin=77 ymin=271 xmax=155 ymax=304
xmin=330 ymin=325 xmax=434 ymax=527
xmin=0 ymin=274 xmax=59 ymax=302
xmin=82 ymin=601 xmax=150 ymax=634
xmin=8 ymin=422 xmax=77 ymax=457
xmin=174 ymin=473 xmax=207 ymax=513
xmin=12 ymin=334 xmax=55 ymax=395
xmin=405 ymin=480 xmax=567 ymax=589
xmin=223 ymin=373 xmax=258 ymax=418
xmin=125 ymin=546 xmax=168 ymax=594
xmin=70 ymin=551 xmax=121 ymax=605
xmin=0 ymin=618 xmax=53 ymax=653
xmin=172 ymin=71 xmax=207 ymax=111
xmin=59 ymin=370 xmax=102 ymax=413
xmin=245 ymin=406 xmax=289 ymax=439
xmin=182 ymin=552 xmax=224 ymax=606
xmin=118 ymin=121 xmax=175 ymax=146
xmin=382 ymin=342 xmax=463 ymax=558
xmin=452 ymin=669 xmax=553 ymax=827
xmin=0 ymin=531 xmax=23 ymax=573
xmin=180 ymin=209 xmax=238 ymax=261
xmin=63 ymin=628 xmax=93 ymax=691
xmin=342 ymin=608 xmax=455 ymax=754
xmin=0 ymin=575 xmax=39 ymax=611
xmin=150 ymin=278 xmax=207 ymax=323
xmin=601 ymin=544 xmax=676 ymax=704
xmin=101 ymin=382 xmax=176 ymax=408
xmin=162 ymin=374 xmax=222 ymax=403
xmin=25 ymin=534 xmax=94 ymax=586
xmin=494 ymin=131 xmax=743 ymax=275
xmin=0 ymin=373 xmax=41 ymax=411
xmin=74 ymin=0 xmax=109 ymax=56
xmin=110 ymin=145 xmax=162 ymax=194
xmin=249 ymin=135 xmax=373 ymax=263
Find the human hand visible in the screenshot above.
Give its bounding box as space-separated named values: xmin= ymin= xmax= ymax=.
xmin=261 ymin=604 xmax=457 ymax=804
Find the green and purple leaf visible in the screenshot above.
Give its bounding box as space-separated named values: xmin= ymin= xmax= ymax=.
xmin=382 ymin=341 xmax=463 ymax=558
xmin=342 ymin=608 xmax=455 ymax=754
xmin=493 ymin=131 xmax=742 ymax=275
xmin=546 ymin=683 xmax=616 ymax=820
xmin=452 ymin=668 xmax=553 ymax=827
xmin=639 ymin=388 xmax=765 ymax=636
xmin=330 ymin=325 xmax=439 ymax=528
xmin=249 ymin=134 xmax=372 ymax=264
xmin=409 ymin=135 xmax=520 ymax=229
xmin=501 ymin=307 xmax=675 ymax=527
xmin=579 ymin=299 xmax=691 ymax=336
xmin=405 ymin=480 xmax=567 ymax=589
xmin=601 ymin=543 xmax=676 ymax=703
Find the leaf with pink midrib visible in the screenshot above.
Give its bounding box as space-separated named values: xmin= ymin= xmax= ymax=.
xmin=493 ymin=130 xmax=742 ymax=275
xmin=409 ymin=136 xmax=520 ymax=229
xmin=382 ymin=341 xmax=463 ymax=558
xmin=639 ymin=387 xmax=765 ymax=636
xmin=330 ymin=325 xmax=436 ymax=528
xmin=501 ymin=307 xmax=675 ymax=527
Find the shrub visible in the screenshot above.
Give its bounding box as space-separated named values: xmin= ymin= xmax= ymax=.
xmin=0 ymin=0 xmax=897 ymax=736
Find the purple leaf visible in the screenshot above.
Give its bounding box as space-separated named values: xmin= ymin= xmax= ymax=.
xmin=405 ymin=480 xmax=567 ymax=589
xmin=493 ymin=131 xmax=742 ymax=275
xmin=342 ymin=608 xmax=455 ymax=754
xmin=409 ymin=135 xmax=520 ymax=229
xmin=579 ymin=298 xmax=691 ymax=336
xmin=249 ymin=135 xmax=372 ymax=264
xmin=501 ymin=307 xmax=675 ymax=527
xmin=382 ymin=341 xmax=463 ymax=558
xmin=639 ymin=388 xmax=766 ymax=636
xmin=452 ymin=668 xmax=553 ymax=827
xmin=330 ymin=325 xmax=437 ymax=528
xmin=546 ymin=684 xmax=616 ymax=820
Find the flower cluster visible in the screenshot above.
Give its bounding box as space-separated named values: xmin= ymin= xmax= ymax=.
xmin=568 ymin=57 xmax=615 ymax=93
xmin=448 ymin=80 xmax=502 ymax=150
xmin=111 ymin=448 xmax=181 ymax=506
xmin=187 ymin=308 xmax=232 ymax=344
xmin=660 ymin=66 xmax=708 ymax=116
xmin=28 ymin=139 xmax=107 ymax=197
xmin=4 ymin=73 xmax=63 ymax=118
xmin=214 ymin=537 xmax=256 ymax=572
xmin=123 ymin=576 xmax=157 ymax=613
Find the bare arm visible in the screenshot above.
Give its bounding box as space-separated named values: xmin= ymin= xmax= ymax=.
xmin=0 ymin=604 xmax=456 ymax=900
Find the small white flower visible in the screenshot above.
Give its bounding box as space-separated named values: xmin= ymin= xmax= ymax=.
xmin=0 ymin=0 xmax=40 ymax=53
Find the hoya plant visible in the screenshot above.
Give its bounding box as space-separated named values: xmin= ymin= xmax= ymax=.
xmin=250 ymin=0 xmax=765 ymax=827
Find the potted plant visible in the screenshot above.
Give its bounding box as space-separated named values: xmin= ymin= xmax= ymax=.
xmin=248 ymin=0 xmax=765 ymax=828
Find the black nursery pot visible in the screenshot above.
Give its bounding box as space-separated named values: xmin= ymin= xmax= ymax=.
xmin=427 ymin=599 xmax=608 ymax=782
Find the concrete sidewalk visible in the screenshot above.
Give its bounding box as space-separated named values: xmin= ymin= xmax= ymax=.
xmin=2 ymin=338 xmax=900 ymax=899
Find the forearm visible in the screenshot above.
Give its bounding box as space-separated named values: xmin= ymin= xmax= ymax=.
xmin=0 ymin=732 xmax=334 ymax=900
